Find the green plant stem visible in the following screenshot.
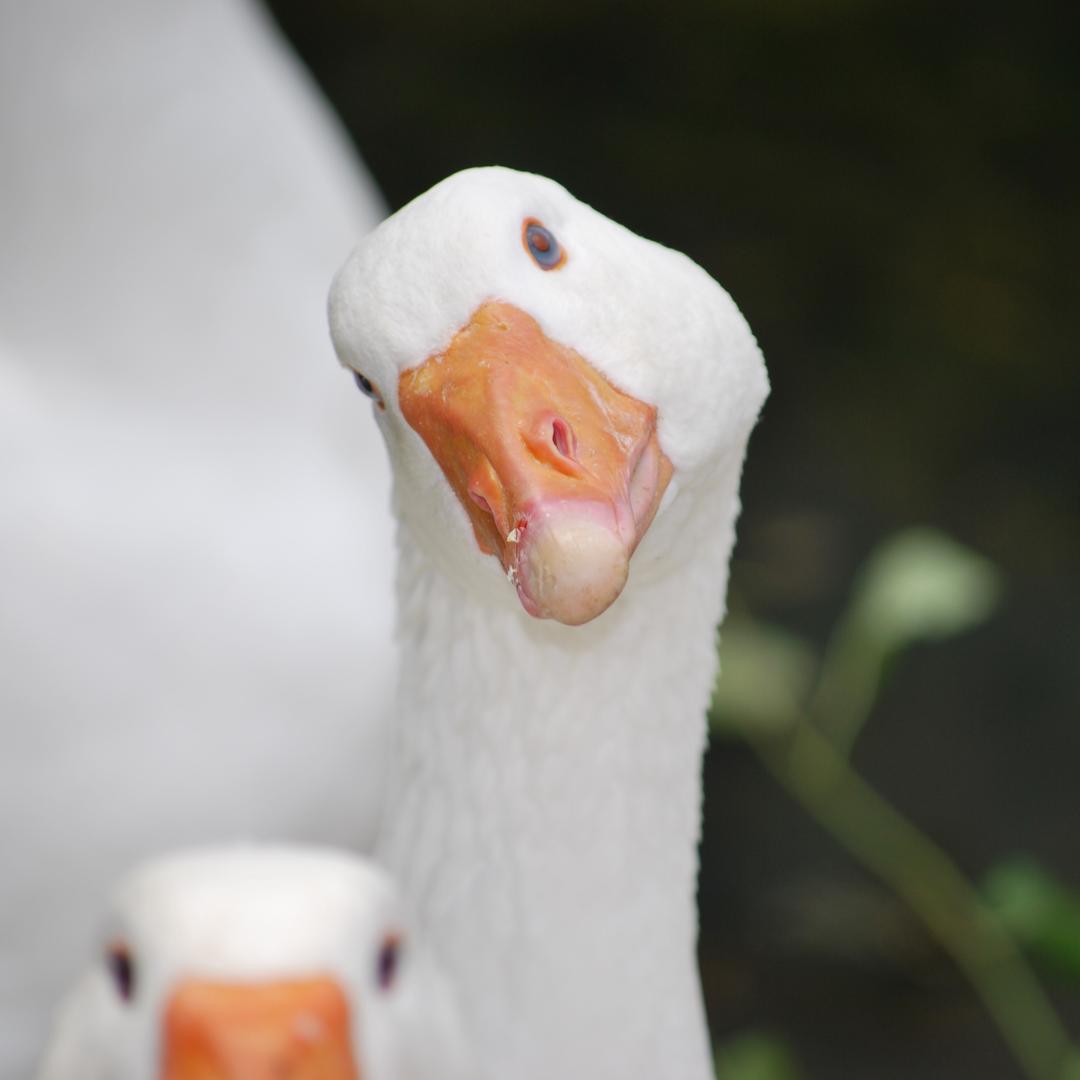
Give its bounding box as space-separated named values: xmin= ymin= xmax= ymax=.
xmin=751 ymin=718 xmax=1076 ymax=1080
xmin=806 ymin=618 xmax=883 ymax=757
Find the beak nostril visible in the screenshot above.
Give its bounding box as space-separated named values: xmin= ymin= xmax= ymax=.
xmin=551 ymin=417 xmax=577 ymax=462
xmin=470 ymin=489 xmax=493 ymax=517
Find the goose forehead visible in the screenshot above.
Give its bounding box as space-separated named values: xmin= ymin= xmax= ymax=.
xmin=331 ymin=166 xmax=676 ymax=373
xmin=330 ymin=166 xmax=768 ymax=469
xmin=112 ymin=847 xmax=396 ymax=972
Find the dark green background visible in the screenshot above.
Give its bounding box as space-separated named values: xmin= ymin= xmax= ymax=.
xmin=265 ymin=2 xmax=1079 ymax=1074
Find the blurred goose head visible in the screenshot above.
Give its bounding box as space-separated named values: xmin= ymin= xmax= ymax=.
xmin=37 ymin=846 xmax=470 ymax=1080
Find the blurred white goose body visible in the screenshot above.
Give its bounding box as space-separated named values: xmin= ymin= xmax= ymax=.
xmin=0 ymin=2 xmax=394 ymax=1071
xmin=37 ymin=846 xmax=471 ymax=1080
xmin=330 ymin=167 xmax=769 ymax=1080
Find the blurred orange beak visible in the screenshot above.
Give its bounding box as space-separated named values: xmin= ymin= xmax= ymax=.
xmin=161 ymin=976 xmax=358 ymax=1080
xmin=400 ymin=301 xmax=672 ymax=625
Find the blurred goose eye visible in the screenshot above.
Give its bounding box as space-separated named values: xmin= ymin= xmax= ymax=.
xmin=352 ymin=371 xmax=385 ymax=410
xmin=523 ymin=219 xmax=565 ymax=270
xmin=105 ymin=941 xmax=135 ymax=1003
xmin=377 ymin=932 xmax=402 ymax=991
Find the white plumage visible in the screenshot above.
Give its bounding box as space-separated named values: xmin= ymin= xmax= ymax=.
xmin=0 ymin=2 xmax=395 ymax=1071
xmin=37 ymin=846 xmax=471 ymax=1080
xmin=330 ymin=167 xmax=769 ymax=1080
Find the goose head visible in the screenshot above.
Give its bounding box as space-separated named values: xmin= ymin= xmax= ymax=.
xmin=330 ymin=166 xmax=767 ymax=626
xmin=37 ymin=846 xmax=468 ymax=1080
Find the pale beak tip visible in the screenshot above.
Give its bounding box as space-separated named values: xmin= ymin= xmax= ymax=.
xmin=519 ymin=518 xmax=630 ymax=626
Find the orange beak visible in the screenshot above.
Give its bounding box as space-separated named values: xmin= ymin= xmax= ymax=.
xmin=161 ymin=976 xmax=359 ymax=1080
xmin=400 ymin=301 xmax=672 ymax=625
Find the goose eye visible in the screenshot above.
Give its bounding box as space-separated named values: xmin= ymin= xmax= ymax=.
xmin=376 ymin=932 xmax=402 ymax=992
xmin=523 ymin=219 xmax=565 ymax=270
xmin=105 ymin=942 xmax=135 ymax=1003
xmin=352 ymin=371 xmax=385 ymax=409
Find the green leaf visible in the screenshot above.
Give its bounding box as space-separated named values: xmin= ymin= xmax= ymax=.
xmin=983 ymin=859 xmax=1080 ymax=981
xmin=714 ymin=1032 xmax=802 ymax=1080
xmin=812 ymin=528 xmax=1002 ymax=755
xmin=710 ymin=617 xmax=816 ymax=736
xmin=847 ymin=528 xmax=1002 ymax=653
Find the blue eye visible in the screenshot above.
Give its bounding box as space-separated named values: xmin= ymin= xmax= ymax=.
xmin=523 ymin=219 xmax=565 ymax=270
xmin=352 ymin=370 xmax=384 ymax=408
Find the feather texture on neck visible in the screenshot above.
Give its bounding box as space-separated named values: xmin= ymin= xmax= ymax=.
xmin=378 ymin=454 xmax=746 ymax=1080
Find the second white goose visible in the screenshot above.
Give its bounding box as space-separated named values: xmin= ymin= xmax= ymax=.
xmin=37 ymin=845 xmax=471 ymax=1080
xmin=0 ymin=2 xmax=393 ymax=1071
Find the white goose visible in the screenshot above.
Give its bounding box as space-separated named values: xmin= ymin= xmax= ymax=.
xmin=0 ymin=2 xmax=393 ymax=1071
xmin=330 ymin=167 xmax=769 ymax=1080
xmin=37 ymin=846 xmax=472 ymax=1080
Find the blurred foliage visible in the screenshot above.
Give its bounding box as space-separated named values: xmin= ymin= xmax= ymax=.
xmin=710 ymin=620 xmax=812 ymax=736
xmin=711 ymin=528 xmax=1078 ymax=1080
xmin=844 ymin=528 xmax=1002 ymax=647
xmin=713 ymin=526 xmax=1003 ymax=748
xmin=811 ymin=528 xmax=1002 ymax=753
xmin=714 ymin=1032 xmax=803 ymax=1080
xmin=985 ymin=861 xmax=1080 ymax=984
